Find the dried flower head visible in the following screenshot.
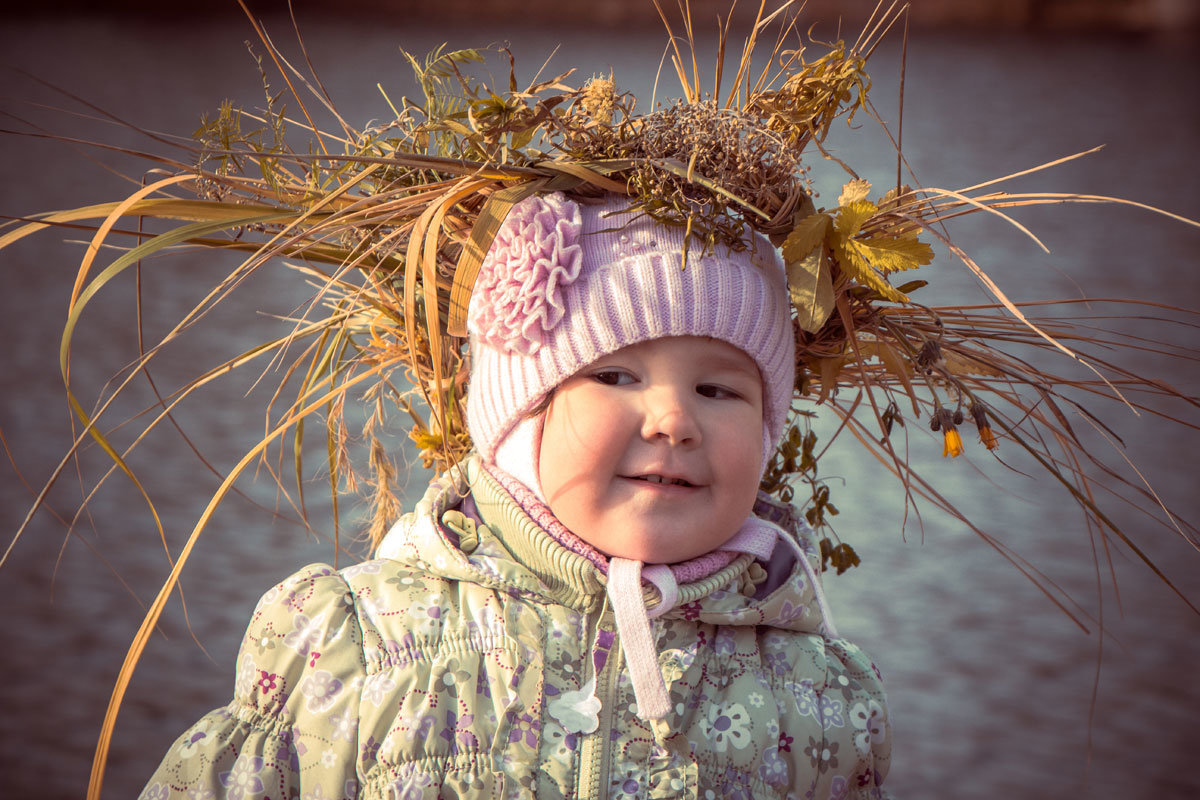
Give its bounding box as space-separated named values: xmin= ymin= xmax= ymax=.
xmin=579 ymin=75 xmax=617 ymax=125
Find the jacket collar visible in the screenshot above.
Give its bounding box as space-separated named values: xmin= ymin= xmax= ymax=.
xmin=378 ymin=455 xmax=828 ymax=633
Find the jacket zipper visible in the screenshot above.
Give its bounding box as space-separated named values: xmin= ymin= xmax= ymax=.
xmin=578 ymin=612 xmax=619 ymax=800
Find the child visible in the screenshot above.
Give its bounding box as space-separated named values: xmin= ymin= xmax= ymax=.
xmin=141 ymin=192 xmax=892 ymax=798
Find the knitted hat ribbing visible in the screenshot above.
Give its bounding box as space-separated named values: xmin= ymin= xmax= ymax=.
xmin=466 ymin=192 xmax=795 ymax=465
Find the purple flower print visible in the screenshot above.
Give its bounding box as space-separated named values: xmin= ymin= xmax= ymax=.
xmin=507 ymin=711 xmax=541 ymax=748
xmin=283 ymin=611 xmax=327 ymax=656
xmin=475 ymin=667 xmax=493 ymax=700
xmin=717 ymin=769 xmax=753 ymax=800
xmin=701 ymin=703 xmax=752 ymax=752
xmin=401 ymin=713 xmax=435 ymax=742
xmin=176 ymin=719 xmax=212 ymax=760
xmin=235 ymin=656 xmax=258 ymax=699
xmin=219 ymin=755 xmax=265 ymax=800
xmin=787 ymin=679 xmax=819 ymax=719
xmin=276 ymin=736 xmax=301 ymax=773
xmin=358 ymin=593 xmax=389 ymax=628
xmin=440 ymin=708 xmax=479 ymax=752
xmin=542 ymin=720 xmax=578 ymax=762
xmin=361 ymin=672 xmax=396 ymax=707
xmin=713 ymin=628 xmax=737 ymax=656
xmin=764 ymin=598 xmax=807 ymax=627
xmin=818 ymin=694 xmax=845 ymax=728
xmin=341 ymin=561 xmax=382 ymax=579
xmin=408 ymin=594 xmax=448 ymax=635
xmin=763 ymin=650 xmax=790 ymax=677
xmin=300 ymin=669 xmax=343 ymax=713
xmin=757 ymin=745 xmax=790 ymax=787
xmin=138 ymin=783 xmax=168 ymax=800
xmin=389 ymin=771 xmax=434 ymax=800
xmin=328 ymin=707 xmax=357 ymax=742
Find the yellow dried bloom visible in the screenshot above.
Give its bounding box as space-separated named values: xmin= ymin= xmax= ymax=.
xmin=580 ymin=76 xmax=616 ymax=125
xmin=943 ymin=428 xmax=964 ymax=458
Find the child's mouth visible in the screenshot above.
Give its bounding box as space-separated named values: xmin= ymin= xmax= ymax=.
xmin=629 ymin=474 xmax=695 ymax=488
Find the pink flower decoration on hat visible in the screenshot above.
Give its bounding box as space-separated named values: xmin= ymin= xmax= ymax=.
xmin=469 ymin=193 xmax=583 ymax=355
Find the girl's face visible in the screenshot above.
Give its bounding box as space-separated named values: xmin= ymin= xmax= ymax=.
xmin=538 ymin=336 xmax=765 ymax=564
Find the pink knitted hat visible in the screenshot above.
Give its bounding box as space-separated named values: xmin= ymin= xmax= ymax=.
xmin=465 ymin=191 xmax=795 ymax=466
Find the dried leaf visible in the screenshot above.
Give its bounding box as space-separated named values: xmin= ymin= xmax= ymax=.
xmin=781 ymin=212 xmax=831 ymax=263
xmin=833 ymin=199 xmax=876 ymax=239
xmin=814 ymin=354 xmax=847 ymax=404
xmin=838 ymin=178 xmax=872 ymax=206
xmin=876 ymin=184 xmax=912 ymax=211
xmin=895 ymin=279 xmax=928 ymax=294
xmin=854 ymin=234 xmax=934 ymax=273
xmin=448 ymin=179 xmax=548 ymax=336
xmin=870 ymin=339 xmax=914 ymax=382
xmin=836 ymin=240 xmax=909 ymax=302
xmin=941 ymin=347 xmax=1003 ymax=377
xmin=787 ymin=245 xmax=835 ymax=333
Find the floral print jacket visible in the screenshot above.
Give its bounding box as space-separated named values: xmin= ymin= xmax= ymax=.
xmin=144 ymin=458 xmax=892 ymax=799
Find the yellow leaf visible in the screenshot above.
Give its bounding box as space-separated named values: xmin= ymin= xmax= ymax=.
xmin=781 ymin=213 xmax=831 ymax=263
xmin=854 ymin=235 xmax=934 ymax=273
xmin=838 ymin=178 xmax=872 ymax=206
xmin=787 ymin=245 xmax=835 ymax=333
xmin=833 ymin=199 xmax=876 ymax=239
xmin=408 ymin=429 xmax=442 ymax=450
xmin=836 ymin=240 xmax=909 ymax=303
xmin=876 ymin=184 xmax=913 ymax=211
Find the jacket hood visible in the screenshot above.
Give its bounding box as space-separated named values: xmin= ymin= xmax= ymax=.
xmin=376 ymin=455 xmax=831 ymax=635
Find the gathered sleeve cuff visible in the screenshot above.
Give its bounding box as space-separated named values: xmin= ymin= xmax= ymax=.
xmin=141 ymin=564 xmax=367 ymax=800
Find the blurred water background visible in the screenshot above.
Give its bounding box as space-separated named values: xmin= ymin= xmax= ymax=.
xmin=1 ymin=7 xmax=1198 ymax=799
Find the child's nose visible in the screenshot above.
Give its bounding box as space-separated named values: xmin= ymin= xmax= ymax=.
xmin=640 ymin=387 xmax=701 ymax=446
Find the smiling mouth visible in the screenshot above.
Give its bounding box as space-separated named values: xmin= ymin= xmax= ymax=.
xmin=628 ymin=474 xmax=696 ymax=488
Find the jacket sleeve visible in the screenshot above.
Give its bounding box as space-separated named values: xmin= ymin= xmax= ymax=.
xmin=776 ymin=634 xmax=894 ymax=800
xmin=140 ymin=564 xmax=366 ymax=800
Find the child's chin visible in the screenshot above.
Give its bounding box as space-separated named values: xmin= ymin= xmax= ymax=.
xmin=602 ymin=530 xmax=735 ymax=565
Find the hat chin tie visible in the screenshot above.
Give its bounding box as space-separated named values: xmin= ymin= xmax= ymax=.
xmin=606 ymin=514 xmax=839 ymax=722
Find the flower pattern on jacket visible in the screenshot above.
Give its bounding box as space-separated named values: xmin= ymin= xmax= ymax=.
xmin=143 ymin=458 xmax=893 ymax=799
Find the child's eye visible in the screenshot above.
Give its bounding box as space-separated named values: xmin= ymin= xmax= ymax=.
xmin=697 ymin=383 xmax=739 ymax=400
xmin=591 ymin=369 xmax=635 ymax=386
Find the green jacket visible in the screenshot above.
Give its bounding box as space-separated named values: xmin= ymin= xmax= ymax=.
xmin=144 ymin=458 xmax=892 ymax=799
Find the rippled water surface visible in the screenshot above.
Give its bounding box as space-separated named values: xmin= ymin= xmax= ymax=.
xmin=1 ymin=14 xmax=1198 ymax=800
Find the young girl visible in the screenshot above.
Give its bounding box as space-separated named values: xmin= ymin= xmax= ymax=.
xmin=141 ymin=192 xmax=892 ymax=798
